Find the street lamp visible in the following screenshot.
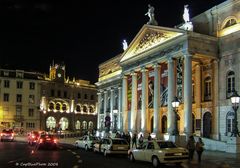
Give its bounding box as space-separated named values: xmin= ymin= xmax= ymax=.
xmin=230 ymin=90 xmax=240 ymax=137
xmin=172 ymin=96 xmax=180 ymax=135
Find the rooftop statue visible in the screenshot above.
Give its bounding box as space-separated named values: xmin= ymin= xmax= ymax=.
xmin=145 ymin=4 xmax=158 ymax=26
xmin=122 ymin=39 xmax=128 ymax=51
xmin=183 ymin=5 xmax=190 ymax=23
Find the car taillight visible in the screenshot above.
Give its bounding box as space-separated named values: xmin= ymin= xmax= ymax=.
xmin=53 ymin=139 xmax=57 ymax=143
xmin=0 ymin=133 xmax=3 ymax=136
xmin=39 ymin=139 xmax=43 ymax=143
xmin=32 ymin=135 xmax=35 ymax=138
xmin=11 ymin=133 xmax=14 ymax=136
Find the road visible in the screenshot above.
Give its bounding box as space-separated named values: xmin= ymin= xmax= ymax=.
xmin=0 ymin=140 xmax=237 ymax=168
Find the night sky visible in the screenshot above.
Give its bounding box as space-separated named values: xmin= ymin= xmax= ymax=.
xmin=0 ymin=0 xmax=226 ymax=83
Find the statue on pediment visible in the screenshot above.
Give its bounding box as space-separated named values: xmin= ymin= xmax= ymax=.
xmin=145 ymin=4 xmax=158 ymax=26
xmin=183 ymin=5 xmax=190 ymax=23
xmin=122 ymin=39 xmax=128 ymax=51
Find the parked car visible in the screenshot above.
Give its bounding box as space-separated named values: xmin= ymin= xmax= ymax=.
xmin=93 ymin=137 xmax=129 ymax=156
xmin=36 ymin=134 xmax=58 ymax=150
xmin=128 ymin=140 xmax=189 ymax=167
xmin=27 ymin=131 xmax=41 ymax=145
xmin=75 ymin=135 xmax=100 ymax=151
xmin=0 ymin=129 xmax=14 ymax=142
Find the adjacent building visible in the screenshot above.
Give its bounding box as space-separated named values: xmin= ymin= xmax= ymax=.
xmin=0 ymin=63 xmax=97 ymax=134
xmin=96 ymin=0 xmax=240 ymax=153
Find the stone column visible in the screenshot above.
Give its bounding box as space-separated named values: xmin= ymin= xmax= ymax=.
xmin=122 ymin=75 xmax=128 ymax=133
xmin=184 ymin=54 xmax=193 ymax=136
xmin=110 ymin=89 xmax=114 ymax=130
xmin=118 ymin=87 xmax=122 ymax=130
xmin=168 ymin=58 xmax=174 ymax=134
xmin=97 ymin=92 xmax=102 ymax=130
xmin=153 ymin=64 xmax=161 ymax=136
xmin=195 ymin=64 xmax=201 ymax=108
xmin=131 ymin=72 xmax=138 ymax=133
xmin=104 ymin=91 xmax=108 ymax=119
xmin=141 ymin=68 xmax=149 ymax=134
xmin=212 ymin=60 xmax=219 ymax=140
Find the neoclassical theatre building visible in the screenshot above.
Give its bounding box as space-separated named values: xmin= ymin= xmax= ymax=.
xmin=96 ymin=0 xmax=240 ymax=152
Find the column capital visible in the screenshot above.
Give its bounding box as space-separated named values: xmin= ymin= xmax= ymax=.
xmin=153 ymin=63 xmax=161 ymax=68
xmin=97 ymin=92 xmax=102 ymax=95
xmin=130 ymin=72 xmax=137 ymax=76
xmin=118 ymin=86 xmax=122 ymax=90
xmin=168 ymin=57 xmax=174 ymax=63
xmin=122 ymin=75 xmax=128 ymax=79
xmin=140 ymin=67 xmax=149 ymax=72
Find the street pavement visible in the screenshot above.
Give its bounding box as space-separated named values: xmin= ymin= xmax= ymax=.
xmin=15 ymin=135 xmax=240 ymax=168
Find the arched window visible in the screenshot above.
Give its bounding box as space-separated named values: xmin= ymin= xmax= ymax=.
xmin=62 ymin=104 xmax=67 ymax=111
xmin=75 ymin=120 xmax=81 ymax=130
xmin=76 ymin=105 xmax=81 ymax=112
xmin=59 ymin=117 xmax=69 ymax=131
xmin=56 ymin=103 xmax=61 ymax=111
xmin=227 ymin=71 xmax=235 ymax=98
xmin=88 ymin=121 xmax=93 ymax=129
xmin=49 ymin=102 xmax=54 ymax=111
xmin=204 ymin=76 xmax=211 ymax=101
xmin=82 ymin=121 xmax=87 ymax=130
xmin=223 ymin=18 xmax=237 ymax=29
xmin=46 ymin=116 xmax=56 ymax=130
xmin=161 ymin=116 xmax=167 ymax=133
xmin=192 ymin=80 xmax=195 ymax=103
xmin=83 ymin=106 xmax=87 ymax=112
xmin=226 ymin=111 xmax=235 ymax=136
xmin=89 ymin=106 xmax=93 ymax=113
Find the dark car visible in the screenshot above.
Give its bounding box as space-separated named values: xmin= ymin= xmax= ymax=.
xmin=27 ymin=131 xmax=41 ymax=145
xmin=36 ymin=134 xmax=58 ymax=150
xmin=0 ymin=129 xmax=14 ymax=142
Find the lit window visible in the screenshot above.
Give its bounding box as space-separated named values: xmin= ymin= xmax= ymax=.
xmin=223 ymin=18 xmax=237 ymax=29
xmin=204 ymin=77 xmax=211 ymax=101
xmin=226 ymin=71 xmax=235 ymax=98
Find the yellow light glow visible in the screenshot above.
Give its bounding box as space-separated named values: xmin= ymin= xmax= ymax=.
xmin=218 ymin=23 xmax=240 ymax=37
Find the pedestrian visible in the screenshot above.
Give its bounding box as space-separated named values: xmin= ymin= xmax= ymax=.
xmin=196 ymin=137 xmax=204 ymax=163
xmin=132 ymin=133 xmax=137 ymax=148
xmin=147 ymin=133 xmax=152 ymax=141
xmin=138 ymin=134 xmax=144 ymax=148
xmin=126 ymin=132 xmax=131 ymax=147
xmin=186 ymin=135 xmax=195 ymax=161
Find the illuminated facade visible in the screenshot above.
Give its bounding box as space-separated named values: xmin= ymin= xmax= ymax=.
xmin=40 ymin=63 xmax=97 ymax=133
xmin=96 ymin=0 xmax=240 ymax=153
xmin=0 ymin=69 xmax=43 ymax=132
xmin=0 ymin=63 xmax=97 ymax=133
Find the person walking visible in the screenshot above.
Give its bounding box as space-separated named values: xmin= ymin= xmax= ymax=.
xmin=132 ymin=133 xmax=137 ymax=148
xmin=138 ymin=134 xmax=144 ymax=148
xmin=196 ymin=137 xmax=204 ymax=163
xmin=147 ymin=133 xmax=152 ymax=141
xmin=186 ymin=135 xmax=195 ymax=161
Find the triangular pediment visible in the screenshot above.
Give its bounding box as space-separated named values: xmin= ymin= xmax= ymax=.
xmin=120 ymin=24 xmax=185 ymax=63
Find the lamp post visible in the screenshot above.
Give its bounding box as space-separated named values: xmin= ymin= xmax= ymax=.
xmin=172 ymin=96 xmax=180 ymax=135
xmin=230 ymin=90 xmax=240 ymax=137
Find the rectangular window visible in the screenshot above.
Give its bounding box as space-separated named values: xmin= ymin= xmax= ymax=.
xmin=4 ymin=80 xmax=10 ymax=88
xmin=29 ymin=82 xmax=35 ymax=90
xmin=26 ymin=122 xmax=35 ymax=128
xmin=84 ymin=94 xmax=87 ymax=99
xmin=57 ymin=90 xmax=61 ymax=97
xmin=78 ymin=93 xmax=81 ymax=99
xmin=29 ymin=95 xmax=35 ymax=104
xmin=90 ymin=95 xmax=94 ymax=100
xmin=28 ymin=108 xmax=34 ymax=117
xmin=3 ymin=93 xmax=9 ymax=102
xmin=64 ymin=91 xmax=67 ymax=98
xmin=16 ymin=105 xmax=22 ymax=115
xmin=17 ymin=81 xmax=23 ymax=89
xmin=51 ymin=89 xmax=55 ymax=97
xmin=16 ymin=94 xmax=22 ymax=102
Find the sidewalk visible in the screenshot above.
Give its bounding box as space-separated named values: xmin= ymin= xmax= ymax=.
xmin=15 ymin=135 xmax=240 ymax=168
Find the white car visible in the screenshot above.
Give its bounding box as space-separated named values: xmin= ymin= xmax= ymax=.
xmin=128 ymin=140 xmax=189 ymax=167
xmin=93 ymin=138 xmax=129 ymax=156
xmin=75 ymin=135 xmax=100 ymax=151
